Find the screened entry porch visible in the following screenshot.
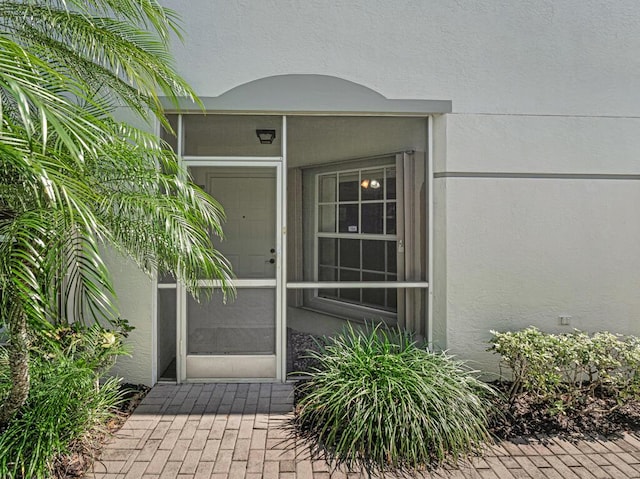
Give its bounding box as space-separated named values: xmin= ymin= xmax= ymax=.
xmin=156 ymin=114 xmax=431 ymax=383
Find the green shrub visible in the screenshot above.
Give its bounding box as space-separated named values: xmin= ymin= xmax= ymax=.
xmin=0 ymin=323 xmax=128 ymax=478
xmin=35 ymin=319 xmax=132 ymax=374
xmin=294 ymin=324 xmax=495 ymax=474
xmin=489 ymin=327 xmax=640 ymax=408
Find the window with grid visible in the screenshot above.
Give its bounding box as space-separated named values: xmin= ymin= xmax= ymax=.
xmin=315 ymin=165 xmax=397 ymax=311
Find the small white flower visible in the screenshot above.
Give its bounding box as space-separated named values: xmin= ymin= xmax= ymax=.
xmin=101 ymin=332 xmax=117 ymax=348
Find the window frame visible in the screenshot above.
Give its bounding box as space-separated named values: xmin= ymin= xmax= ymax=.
xmin=314 ymin=164 xmax=398 ymax=311
xmin=302 ymin=156 xmax=400 ymax=324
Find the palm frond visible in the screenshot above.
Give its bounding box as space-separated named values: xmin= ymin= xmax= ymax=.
xmin=1 ymin=1 xmax=199 ymax=112
xmin=0 ymin=38 xmax=109 ymax=157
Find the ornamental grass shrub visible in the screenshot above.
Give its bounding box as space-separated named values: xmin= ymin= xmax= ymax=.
xmin=0 ymin=323 xmax=128 ymax=479
xmin=489 ymin=327 xmax=640 ymax=409
xmin=293 ymin=324 xmax=496 ymax=474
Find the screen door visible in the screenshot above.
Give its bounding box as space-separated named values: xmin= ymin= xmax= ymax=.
xmin=183 ymin=164 xmax=281 ymax=380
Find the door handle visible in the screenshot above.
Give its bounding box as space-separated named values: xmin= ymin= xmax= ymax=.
xmin=265 ymin=258 xmax=275 ymax=264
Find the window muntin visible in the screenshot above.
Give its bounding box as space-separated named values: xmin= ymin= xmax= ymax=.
xmin=317 ymin=166 xmax=396 ymax=235
xmin=315 ymin=165 xmax=397 ymax=311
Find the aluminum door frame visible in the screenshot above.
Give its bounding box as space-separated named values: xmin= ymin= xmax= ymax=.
xmin=178 ymin=157 xmax=284 ymax=382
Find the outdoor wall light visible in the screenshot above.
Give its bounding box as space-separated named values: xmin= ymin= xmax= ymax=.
xmin=360 ymin=178 xmax=381 ymax=189
xmin=256 ymin=129 xmax=276 ymax=144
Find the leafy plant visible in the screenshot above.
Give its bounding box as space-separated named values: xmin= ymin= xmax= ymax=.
xmin=35 ymin=320 xmax=131 ymax=374
xmin=0 ymin=325 xmax=127 ymax=478
xmin=489 ymin=327 xmax=640 ymax=409
xmin=0 ymin=0 xmax=234 ymax=423
xmin=294 ymin=324 xmax=496 ymax=474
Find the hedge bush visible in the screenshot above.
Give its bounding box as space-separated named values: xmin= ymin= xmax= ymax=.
xmin=489 ymin=327 xmax=640 ymax=408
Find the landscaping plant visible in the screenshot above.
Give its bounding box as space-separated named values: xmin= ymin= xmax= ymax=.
xmin=0 ymin=323 xmax=128 ymax=479
xmin=294 ymin=324 xmax=496 ymax=474
xmin=0 ymin=0 xmax=233 ymax=424
xmin=489 ymin=327 xmax=640 ymax=409
xmin=0 ymin=1 xmax=233 ymax=476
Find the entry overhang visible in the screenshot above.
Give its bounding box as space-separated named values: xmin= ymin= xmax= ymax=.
xmin=161 ymin=74 xmax=452 ymax=115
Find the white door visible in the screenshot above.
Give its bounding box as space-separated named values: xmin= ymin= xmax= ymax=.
xmin=184 ymin=165 xmax=281 ymax=380
xmin=209 ymin=171 xmax=277 ymax=278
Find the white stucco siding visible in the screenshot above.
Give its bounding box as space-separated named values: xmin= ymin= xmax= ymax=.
xmin=431 ymin=115 xmax=448 ymax=351
xmin=161 ymin=0 xmax=640 ymax=117
xmin=99 ymin=110 xmax=157 ymax=386
xmin=444 ymin=114 xmax=640 ymax=175
xmin=102 ymin=239 xmax=155 ymax=386
xmin=443 ymin=176 xmax=640 ymax=371
xmin=437 ymin=112 xmax=640 ymax=368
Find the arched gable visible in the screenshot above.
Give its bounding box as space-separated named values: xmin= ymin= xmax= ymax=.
xmin=162 ymin=74 xmax=451 ymax=114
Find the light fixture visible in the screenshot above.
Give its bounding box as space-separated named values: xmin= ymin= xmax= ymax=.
xmin=256 ymin=129 xmax=276 ymax=144
xmin=360 ymin=179 xmax=381 ymax=189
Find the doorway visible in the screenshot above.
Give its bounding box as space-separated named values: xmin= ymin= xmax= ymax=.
xmin=182 ymin=164 xmax=281 ymax=380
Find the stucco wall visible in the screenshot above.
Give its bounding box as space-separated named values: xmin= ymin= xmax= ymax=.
xmin=444 ymin=175 xmax=640 ymax=369
xmin=431 ymin=116 xmax=448 ymax=351
xmin=103 ymin=249 xmax=155 ymax=386
xmin=439 ymin=114 xmax=640 ymax=369
xmin=120 ymin=0 xmax=640 ymax=374
xmin=161 ymin=0 xmax=639 ymax=116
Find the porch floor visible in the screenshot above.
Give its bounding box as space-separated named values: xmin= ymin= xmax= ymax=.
xmin=88 ymin=383 xmax=640 ymax=478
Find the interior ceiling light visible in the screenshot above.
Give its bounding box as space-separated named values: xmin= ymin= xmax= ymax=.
xmin=361 ymin=179 xmax=381 ymax=189
xmin=256 ymin=129 xmax=276 ymax=144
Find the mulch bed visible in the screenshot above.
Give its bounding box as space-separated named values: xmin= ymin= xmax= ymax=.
xmin=489 ymin=383 xmax=640 ymax=439
xmin=294 ymin=377 xmax=640 ymax=441
xmin=287 ymin=328 xmax=323 ymax=374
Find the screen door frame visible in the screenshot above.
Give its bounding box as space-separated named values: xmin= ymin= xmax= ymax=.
xmin=178 ymin=157 xmax=284 ymax=382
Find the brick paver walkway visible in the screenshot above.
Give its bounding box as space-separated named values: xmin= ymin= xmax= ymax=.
xmin=88 ymin=383 xmax=640 ymax=478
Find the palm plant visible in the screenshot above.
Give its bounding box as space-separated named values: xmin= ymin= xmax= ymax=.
xmin=0 ymin=0 xmax=233 ymax=423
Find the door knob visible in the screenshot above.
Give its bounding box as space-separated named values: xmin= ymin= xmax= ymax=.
xmin=265 ymin=258 xmax=275 ymax=264
xmin=270 ymin=248 xmax=276 ymax=254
